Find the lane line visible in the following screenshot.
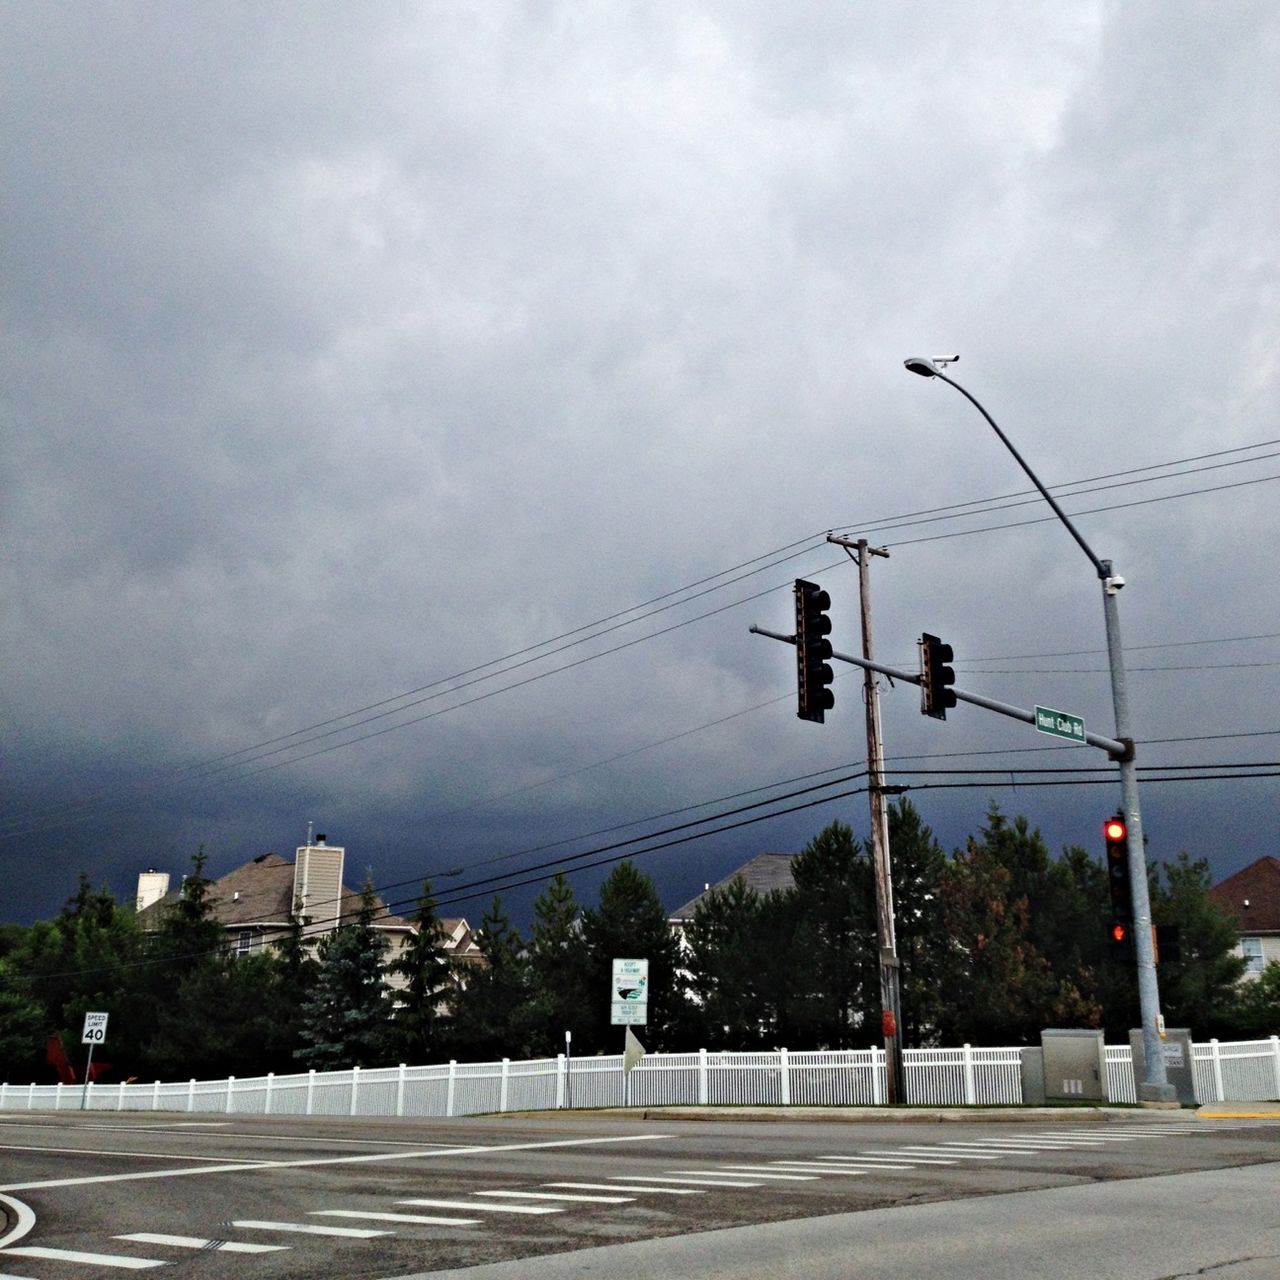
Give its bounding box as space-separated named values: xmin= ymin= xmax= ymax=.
xmin=475 ymin=1191 xmax=635 ymax=1204
xmin=233 ymin=1219 xmax=391 ymax=1238
xmin=0 ymin=1142 xmax=268 ymax=1165
xmin=2 ymin=1245 xmax=165 ymax=1269
xmin=0 ymin=1131 xmax=674 ymax=1192
xmin=116 ymin=1232 xmax=287 ymax=1253
xmin=545 ymin=1182 xmax=701 ymax=1196
xmin=312 ymin=1209 xmax=478 ymax=1227
xmin=397 ymin=1198 xmax=562 ymax=1216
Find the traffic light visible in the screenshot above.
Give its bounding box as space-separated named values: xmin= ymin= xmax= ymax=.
xmin=1104 ymin=813 xmax=1132 ymax=922
xmin=794 ymin=578 xmax=834 ymax=723
xmin=1108 ymin=919 xmax=1133 ymax=960
xmin=1155 ymin=924 xmax=1182 ymax=963
xmin=919 ymin=633 xmax=957 ymax=719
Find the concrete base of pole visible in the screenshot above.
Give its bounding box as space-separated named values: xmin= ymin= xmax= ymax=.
xmin=1137 ymin=1083 xmax=1179 ymax=1105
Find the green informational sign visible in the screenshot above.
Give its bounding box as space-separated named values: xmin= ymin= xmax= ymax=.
xmin=1035 ymin=705 xmax=1085 ymax=744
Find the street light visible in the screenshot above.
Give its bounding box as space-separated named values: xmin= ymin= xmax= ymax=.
xmin=904 ymin=356 xmax=1176 ymax=1103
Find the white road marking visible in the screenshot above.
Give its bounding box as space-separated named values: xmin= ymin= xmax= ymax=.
xmin=116 ymin=1232 xmax=287 ymax=1253
xmin=612 ymin=1175 xmax=761 ymax=1188
xmin=545 ymin=1182 xmax=701 ymax=1196
xmin=938 ymin=1142 xmax=1063 ymax=1154
xmin=705 ymin=1167 xmax=819 ymax=1180
xmin=2 ymin=1245 xmax=165 ymax=1269
xmin=766 ymin=1163 xmax=867 ymax=1177
xmin=822 ymin=1154 xmax=956 ymax=1166
xmin=1020 ymin=1133 xmax=1131 ymax=1143
xmin=0 ymin=1271 xmax=39 ymax=1278
xmin=0 ymin=1193 xmax=36 ymax=1251
xmin=476 ymin=1190 xmax=635 ymax=1204
xmin=397 ymin=1198 xmax=561 ymax=1216
xmin=0 ymin=1142 xmax=269 ymax=1166
xmin=0 ymin=1131 xmax=673 ymax=1192
xmin=870 ymin=1147 xmax=1001 ymax=1160
xmin=312 ymin=1209 xmax=478 ymax=1227
xmin=234 ymin=1219 xmax=391 ymax=1238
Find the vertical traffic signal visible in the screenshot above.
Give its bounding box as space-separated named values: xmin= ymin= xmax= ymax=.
xmin=918 ymin=633 xmax=957 ymax=719
xmin=1105 ymin=813 xmax=1133 ymax=956
xmin=794 ymin=578 xmax=834 ymax=723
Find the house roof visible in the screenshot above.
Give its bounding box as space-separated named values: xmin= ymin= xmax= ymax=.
xmin=1209 ymin=855 xmax=1280 ymax=933
xmin=138 ymin=852 xmax=409 ymax=932
xmin=668 ymin=853 xmax=798 ymax=921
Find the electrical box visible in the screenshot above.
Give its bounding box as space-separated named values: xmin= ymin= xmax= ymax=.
xmin=1129 ymin=1028 xmax=1197 ymax=1105
xmin=1041 ymin=1029 xmax=1107 ymax=1102
xmin=1020 ymin=1047 xmax=1046 ymax=1106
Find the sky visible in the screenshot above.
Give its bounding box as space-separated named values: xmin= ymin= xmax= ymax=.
xmin=3 ymin=1 xmax=1278 ymax=932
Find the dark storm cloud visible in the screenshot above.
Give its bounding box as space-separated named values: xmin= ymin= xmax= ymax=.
xmin=2 ymin=1 xmax=1276 ymax=924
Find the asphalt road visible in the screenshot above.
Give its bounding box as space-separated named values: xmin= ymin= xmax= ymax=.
xmin=0 ymin=1108 xmax=1277 ymax=1279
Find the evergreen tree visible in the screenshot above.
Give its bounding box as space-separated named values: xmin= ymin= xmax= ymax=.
xmin=389 ymin=880 xmax=453 ymax=1065
xmin=445 ymin=897 xmax=530 ymax=1062
xmin=682 ymin=875 xmax=778 ymax=1048
xmin=296 ymin=879 xmax=391 ymax=1070
xmin=886 ymin=800 xmax=949 ymax=1047
xmin=578 ymin=862 xmax=683 ymax=1052
xmin=1149 ymin=853 xmax=1246 ymax=1036
xmin=787 ymin=821 xmax=878 ymax=1048
xmin=525 ymin=874 xmax=590 ymax=1057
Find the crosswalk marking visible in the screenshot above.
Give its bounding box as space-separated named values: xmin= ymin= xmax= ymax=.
xmin=872 ymin=1147 xmax=1001 ymax=1160
xmin=116 ymin=1232 xmax=287 ymax=1253
xmin=397 ymin=1198 xmax=562 ymax=1216
xmin=312 ymin=1209 xmax=478 ymax=1227
xmin=939 ymin=1142 xmax=1068 ymax=1154
xmin=233 ymin=1219 xmax=392 ymax=1238
xmin=822 ymin=1154 xmax=955 ymax=1166
xmin=2 ymin=1246 xmax=165 ymax=1270
xmin=476 ymin=1190 xmax=635 ymax=1204
xmin=766 ymin=1162 xmax=867 ymax=1177
xmin=610 ymin=1175 xmax=761 ymax=1188
xmin=702 ymin=1167 xmax=819 ymax=1180
xmin=546 ymin=1182 xmax=702 ymax=1196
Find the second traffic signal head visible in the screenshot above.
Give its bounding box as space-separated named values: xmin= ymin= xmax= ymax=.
xmin=794 ymin=578 xmax=835 ymax=723
xmin=919 ymin=632 xmax=957 ymax=719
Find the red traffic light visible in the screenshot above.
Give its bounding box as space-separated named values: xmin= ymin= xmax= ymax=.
xmin=1111 ymin=922 xmax=1129 ymax=943
xmin=1104 ymin=818 xmax=1126 ymax=843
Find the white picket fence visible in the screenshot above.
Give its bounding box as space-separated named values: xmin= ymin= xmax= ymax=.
xmin=3 ymin=1037 xmax=1276 ymax=1117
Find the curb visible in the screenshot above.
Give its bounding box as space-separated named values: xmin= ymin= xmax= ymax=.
xmin=537 ymin=1105 xmax=1195 ymax=1124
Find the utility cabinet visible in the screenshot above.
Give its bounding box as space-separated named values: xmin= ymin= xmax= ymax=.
xmin=1041 ymin=1029 xmax=1107 ymax=1102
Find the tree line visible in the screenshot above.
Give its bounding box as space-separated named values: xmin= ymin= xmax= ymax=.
xmin=1 ymin=802 xmax=1275 ymax=1084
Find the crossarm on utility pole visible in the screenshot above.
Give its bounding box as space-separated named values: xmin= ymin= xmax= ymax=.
xmin=749 ymin=625 xmax=1128 ymax=758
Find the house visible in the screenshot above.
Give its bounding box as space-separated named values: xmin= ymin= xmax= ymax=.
xmin=136 ymin=836 xmax=480 ymax=990
xmin=667 ymin=852 xmax=798 ymax=949
xmin=1209 ymin=855 xmax=1280 ymax=979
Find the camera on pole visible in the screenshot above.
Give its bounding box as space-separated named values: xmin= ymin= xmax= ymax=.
xmin=794 ymin=579 xmax=834 ymax=723
xmin=918 ymin=632 xmax=957 ymax=719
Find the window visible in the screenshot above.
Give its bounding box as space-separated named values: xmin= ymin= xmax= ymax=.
xmin=1241 ymin=936 xmax=1264 ymax=974
xmin=236 ymin=929 xmax=254 ymax=956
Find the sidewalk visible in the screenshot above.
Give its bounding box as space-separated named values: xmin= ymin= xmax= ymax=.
xmin=566 ymin=1104 xmax=1205 ymax=1124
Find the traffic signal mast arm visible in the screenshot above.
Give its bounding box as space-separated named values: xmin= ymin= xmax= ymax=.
xmin=748 ymin=624 xmax=1129 ymax=759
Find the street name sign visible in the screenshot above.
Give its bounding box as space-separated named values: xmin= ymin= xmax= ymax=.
xmin=610 ymin=958 xmax=649 ymax=1027
xmin=81 ymin=1011 xmax=109 ymax=1045
xmin=1034 ymin=705 xmax=1085 ymax=745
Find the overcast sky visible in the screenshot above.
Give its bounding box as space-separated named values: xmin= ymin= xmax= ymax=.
xmin=3 ymin=1 xmax=1277 ymax=930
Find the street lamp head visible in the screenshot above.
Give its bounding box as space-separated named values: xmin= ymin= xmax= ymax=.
xmin=904 ymin=356 xmax=960 ymax=377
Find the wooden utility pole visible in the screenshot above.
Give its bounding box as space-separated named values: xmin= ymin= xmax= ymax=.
xmin=828 ymin=534 xmax=904 ymax=1104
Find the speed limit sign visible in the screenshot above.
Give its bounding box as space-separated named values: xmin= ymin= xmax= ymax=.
xmin=81 ymin=1011 xmax=109 ymax=1044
